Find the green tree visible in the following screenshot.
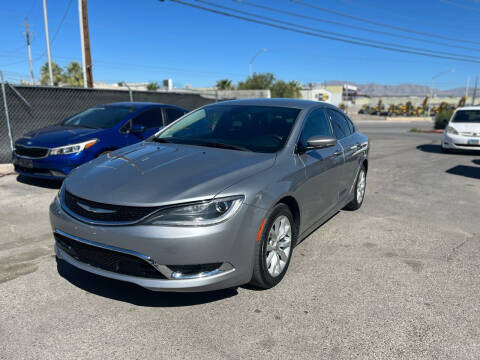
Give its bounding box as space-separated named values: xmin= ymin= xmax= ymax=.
xmin=64 ymin=61 xmax=83 ymax=87
xmin=40 ymin=61 xmax=64 ymax=86
xmin=146 ymin=81 xmax=160 ymax=91
xmin=238 ymin=73 xmax=275 ymax=90
xmin=270 ymin=80 xmax=302 ymax=98
xmin=216 ymin=79 xmax=234 ymax=90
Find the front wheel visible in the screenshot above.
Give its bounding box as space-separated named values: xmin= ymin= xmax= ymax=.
xmin=344 ymin=165 xmax=367 ymax=210
xmin=250 ymin=204 xmax=296 ymax=289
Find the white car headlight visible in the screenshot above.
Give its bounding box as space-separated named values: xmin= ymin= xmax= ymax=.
xmin=445 ymin=126 xmax=458 ymax=135
xmin=142 ymin=196 xmax=244 ymax=226
xmin=49 ymin=139 xmax=98 ymax=156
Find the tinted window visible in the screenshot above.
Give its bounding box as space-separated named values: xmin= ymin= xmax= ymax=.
xmin=452 ymin=110 xmax=480 ymax=123
xmin=156 ymin=105 xmax=301 ymax=153
xmin=327 ymin=109 xmax=352 ymax=139
xmin=165 ymin=108 xmax=186 ymax=125
xmin=344 ymin=114 xmax=355 ymax=133
xmin=300 ymin=109 xmax=333 ymax=145
xmin=62 ymin=106 xmax=134 ymax=129
xmin=132 ymin=108 xmax=164 ymax=129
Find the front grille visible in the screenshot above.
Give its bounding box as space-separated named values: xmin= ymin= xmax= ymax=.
xmin=55 ymin=232 xmax=166 ymax=279
xmin=63 ymin=190 xmax=160 ymax=223
xmin=14 ymin=165 xmax=50 ymax=174
xmin=169 ymin=263 xmax=222 ymax=275
xmin=15 ymin=144 xmax=48 ymax=158
xmin=455 ymin=143 xmax=480 ymax=147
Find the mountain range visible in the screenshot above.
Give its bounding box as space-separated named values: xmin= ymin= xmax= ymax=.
xmin=323 ymin=81 xmax=473 ymax=97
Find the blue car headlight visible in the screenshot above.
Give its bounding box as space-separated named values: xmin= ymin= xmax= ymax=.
xmin=49 ymin=139 xmax=98 ymax=156
xmin=142 ymin=196 xmax=244 ymax=226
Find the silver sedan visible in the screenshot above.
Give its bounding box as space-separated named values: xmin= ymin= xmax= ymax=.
xmin=50 ymin=99 xmax=369 ymax=292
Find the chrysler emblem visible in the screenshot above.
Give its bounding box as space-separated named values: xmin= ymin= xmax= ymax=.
xmin=77 ymin=202 xmax=116 ymax=214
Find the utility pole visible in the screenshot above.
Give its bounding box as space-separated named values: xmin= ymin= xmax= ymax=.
xmin=78 ymin=0 xmax=93 ymax=88
xmin=42 ymin=0 xmax=53 ymax=85
xmin=465 ymin=76 xmax=470 ymax=100
xmin=472 ymin=76 xmax=478 ymax=106
xmin=24 ymin=18 xmax=35 ymax=84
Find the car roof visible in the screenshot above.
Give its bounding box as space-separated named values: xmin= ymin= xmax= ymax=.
xmin=456 ymin=106 xmax=480 ymax=111
xmin=212 ymin=98 xmax=334 ymax=110
xmin=105 ymin=102 xmax=182 ymax=109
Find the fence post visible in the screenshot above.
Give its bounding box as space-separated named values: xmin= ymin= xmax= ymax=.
xmin=0 ymin=71 xmax=14 ymax=151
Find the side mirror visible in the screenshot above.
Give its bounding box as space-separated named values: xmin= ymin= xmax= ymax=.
xmin=305 ymin=136 xmax=337 ymax=150
xmin=130 ymin=124 xmax=145 ymax=133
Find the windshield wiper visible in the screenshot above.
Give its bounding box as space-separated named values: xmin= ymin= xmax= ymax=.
xmin=196 ymin=141 xmax=252 ymax=152
xmin=151 ymin=137 xmax=170 ymax=143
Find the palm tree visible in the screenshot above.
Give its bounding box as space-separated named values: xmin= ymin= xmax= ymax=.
xmin=40 ymin=62 xmax=64 ymax=86
xmin=216 ymin=79 xmax=234 ymax=90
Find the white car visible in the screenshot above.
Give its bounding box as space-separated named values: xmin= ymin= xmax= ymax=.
xmin=442 ymin=106 xmax=480 ymax=152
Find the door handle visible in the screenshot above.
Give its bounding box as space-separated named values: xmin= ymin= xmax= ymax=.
xmin=332 ymin=150 xmax=343 ymax=157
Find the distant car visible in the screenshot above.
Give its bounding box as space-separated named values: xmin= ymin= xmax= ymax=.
xmin=50 ymin=99 xmax=369 ymax=292
xmin=442 ymin=106 xmax=480 ymax=152
xmin=12 ymin=102 xmax=188 ymax=179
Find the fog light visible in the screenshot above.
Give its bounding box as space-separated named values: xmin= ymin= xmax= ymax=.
xmin=50 ymin=170 xmax=65 ymax=177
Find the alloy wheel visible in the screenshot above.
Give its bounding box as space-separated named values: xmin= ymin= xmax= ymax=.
xmin=265 ymin=215 xmax=292 ymax=277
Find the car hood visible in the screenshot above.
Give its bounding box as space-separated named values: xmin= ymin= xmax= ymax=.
xmin=16 ymin=125 xmax=103 ymax=148
xmin=64 ymin=142 xmax=276 ymax=206
xmin=449 ymin=122 xmax=480 ymax=133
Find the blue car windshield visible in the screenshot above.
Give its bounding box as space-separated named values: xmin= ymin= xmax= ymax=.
xmin=62 ymin=106 xmax=134 ymax=129
xmin=154 ymin=105 xmax=301 ymax=153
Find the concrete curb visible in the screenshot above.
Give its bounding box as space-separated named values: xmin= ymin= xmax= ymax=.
xmin=0 ymin=163 xmax=14 ymax=177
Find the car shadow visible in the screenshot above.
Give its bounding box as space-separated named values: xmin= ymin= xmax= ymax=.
xmin=416 ymin=144 xmax=443 ymax=154
xmin=16 ymin=175 xmax=62 ymax=189
xmin=416 ymin=143 xmax=480 ymax=156
xmin=56 ymin=258 xmax=238 ymax=306
xmin=446 ymin=165 xmax=480 ymax=180
xmin=472 ymin=159 xmax=480 ymax=166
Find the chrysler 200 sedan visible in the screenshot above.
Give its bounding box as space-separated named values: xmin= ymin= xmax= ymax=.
xmin=13 ymin=102 xmax=187 ymax=180
xmin=50 ymin=99 xmax=369 ymax=292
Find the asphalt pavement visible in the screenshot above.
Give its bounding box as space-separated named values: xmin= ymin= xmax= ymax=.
xmin=1 ymin=120 xmax=479 ymax=359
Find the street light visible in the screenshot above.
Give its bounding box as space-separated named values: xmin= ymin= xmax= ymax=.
xmin=428 ymin=69 xmax=455 ymax=117
xmin=119 ymin=81 xmax=133 ymax=102
xmin=249 ymin=48 xmax=268 ymax=77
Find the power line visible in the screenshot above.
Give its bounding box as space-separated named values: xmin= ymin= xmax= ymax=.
xmin=170 ymin=0 xmax=480 ymax=64
xmin=0 ymin=0 xmax=73 ymax=69
xmin=291 ymin=0 xmax=480 ymax=46
xmin=232 ymin=0 xmax=480 ymax=53
xmin=189 ymin=0 xmax=480 ymax=61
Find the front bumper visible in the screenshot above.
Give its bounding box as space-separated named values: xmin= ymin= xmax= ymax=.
xmin=12 ymin=151 xmax=92 ymax=180
xmin=49 ymin=196 xmax=267 ymax=292
xmin=442 ymin=133 xmax=480 ymax=151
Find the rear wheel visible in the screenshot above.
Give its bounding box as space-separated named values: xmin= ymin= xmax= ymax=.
xmin=250 ymin=204 xmax=296 ymax=289
xmin=344 ymin=165 xmax=367 ymax=210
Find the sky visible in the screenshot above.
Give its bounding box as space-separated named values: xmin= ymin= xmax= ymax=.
xmin=1 ymin=0 xmax=480 ymax=89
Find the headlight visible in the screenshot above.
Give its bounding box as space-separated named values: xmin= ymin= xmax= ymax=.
xmin=445 ymin=126 xmax=458 ymax=135
xmin=142 ymin=196 xmax=244 ymax=226
xmin=49 ymin=139 xmax=98 ymax=156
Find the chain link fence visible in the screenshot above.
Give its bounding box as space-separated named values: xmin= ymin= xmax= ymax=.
xmin=0 ymin=82 xmax=220 ymax=163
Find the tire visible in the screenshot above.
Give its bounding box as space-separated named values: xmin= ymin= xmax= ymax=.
xmin=344 ymin=165 xmax=367 ymax=211
xmin=250 ymin=204 xmax=296 ymax=289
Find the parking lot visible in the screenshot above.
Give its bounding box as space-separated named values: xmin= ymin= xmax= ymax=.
xmin=1 ymin=120 xmax=479 ymax=359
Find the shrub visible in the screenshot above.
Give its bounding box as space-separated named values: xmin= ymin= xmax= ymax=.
xmin=434 ymin=109 xmax=453 ymax=129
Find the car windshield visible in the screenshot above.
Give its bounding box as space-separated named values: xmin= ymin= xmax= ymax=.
xmin=62 ymin=106 xmax=134 ymax=129
xmin=154 ymin=105 xmax=301 ymax=153
xmin=451 ymin=110 xmax=480 ymax=123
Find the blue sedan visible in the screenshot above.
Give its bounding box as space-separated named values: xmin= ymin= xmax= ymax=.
xmin=12 ymin=102 xmax=188 ymax=180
